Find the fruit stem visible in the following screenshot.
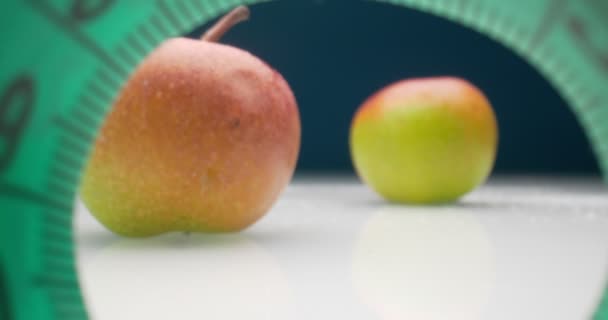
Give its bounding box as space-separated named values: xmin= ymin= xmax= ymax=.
xmin=201 ymin=6 xmax=250 ymax=42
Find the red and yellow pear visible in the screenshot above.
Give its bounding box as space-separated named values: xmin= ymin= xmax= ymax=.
xmin=80 ymin=7 xmax=301 ymax=237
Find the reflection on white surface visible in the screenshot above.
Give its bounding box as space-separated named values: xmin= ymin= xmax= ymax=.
xmin=352 ymin=207 xmax=494 ymax=320
xmin=76 ymin=177 xmax=608 ymax=320
xmin=77 ymin=202 xmax=293 ymax=320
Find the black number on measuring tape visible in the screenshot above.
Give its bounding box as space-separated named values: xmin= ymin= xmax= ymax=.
xmin=568 ymin=16 xmax=608 ymax=74
xmin=70 ymin=0 xmax=115 ymax=22
xmin=528 ymin=0 xmax=567 ymax=50
xmin=530 ymin=0 xmax=608 ymax=74
xmin=0 ymin=76 xmax=35 ymax=172
xmin=0 ymin=261 xmax=12 ymax=320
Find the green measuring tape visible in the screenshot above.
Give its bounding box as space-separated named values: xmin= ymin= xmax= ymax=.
xmin=0 ymin=0 xmax=606 ymax=319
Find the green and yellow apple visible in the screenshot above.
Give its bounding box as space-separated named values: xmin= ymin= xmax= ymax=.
xmin=350 ymin=77 xmax=498 ymax=204
xmin=80 ymin=7 xmax=300 ymax=237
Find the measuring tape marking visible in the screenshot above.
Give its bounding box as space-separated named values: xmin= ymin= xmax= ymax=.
xmin=157 ymin=0 xmax=187 ymax=32
xmin=49 ymin=153 xmax=80 ymax=188
xmin=126 ymin=32 xmax=150 ymax=58
xmin=46 ymin=176 xmax=79 ymax=205
xmin=149 ymin=14 xmax=173 ymax=41
xmin=0 ymin=183 xmax=71 ymax=212
xmin=45 ymin=183 xmax=73 ymax=205
xmin=173 ymin=0 xmax=199 ymax=30
xmin=135 ymin=23 xmax=161 ymax=50
xmin=568 ymin=16 xmax=608 ymax=74
xmin=53 ymin=118 xmax=95 ymax=146
xmin=43 ymin=215 xmax=72 ymax=235
xmin=78 ymin=92 xmax=110 ymax=115
xmin=69 ymin=0 xmax=116 ymax=23
xmin=0 ymin=76 xmax=35 ymax=173
xmin=527 ymin=0 xmax=568 ymax=53
xmin=114 ymin=46 xmax=139 ymax=71
xmin=25 ymin=0 xmax=127 ymax=76
xmin=88 ymin=81 xmax=117 ymax=105
xmin=48 ymin=164 xmax=80 ymax=190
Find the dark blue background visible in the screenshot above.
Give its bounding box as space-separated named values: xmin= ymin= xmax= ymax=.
xmin=193 ymin=0 xmax=600 ymax=174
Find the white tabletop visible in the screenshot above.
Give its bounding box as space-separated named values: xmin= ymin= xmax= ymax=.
xmin=75 ymin=176 xmax=608 ymax=320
